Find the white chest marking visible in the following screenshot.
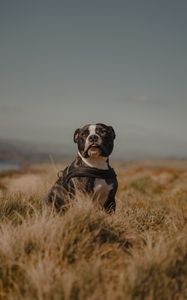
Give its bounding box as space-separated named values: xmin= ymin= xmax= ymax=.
xmin=93 ymin=179 xmax=113 ymax=207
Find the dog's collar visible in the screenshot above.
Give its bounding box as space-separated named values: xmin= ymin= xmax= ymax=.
xmin=58 ymin=165 xmax=117 ymax=186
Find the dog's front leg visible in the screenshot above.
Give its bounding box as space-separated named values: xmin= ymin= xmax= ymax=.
xmin=45 ymin=181 xmax=69 ymax=212
xmin=103 ymin=192 xmax=116 ymax=213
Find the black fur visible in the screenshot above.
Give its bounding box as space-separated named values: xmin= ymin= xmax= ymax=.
xmin=45 ymin=123 xmax=118 ymax=213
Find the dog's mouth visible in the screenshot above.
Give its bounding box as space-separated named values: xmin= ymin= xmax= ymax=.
xmin=88 ymin=144 xmax=101 ymax=150
xmin=87 ymin=144 xmax=102 ymax=157
xmin=82 ymin=143 xmax=108 ymax=158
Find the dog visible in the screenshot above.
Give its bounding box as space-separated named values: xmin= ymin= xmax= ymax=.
xmin=45 ymin=123 xmax=118 ymax=213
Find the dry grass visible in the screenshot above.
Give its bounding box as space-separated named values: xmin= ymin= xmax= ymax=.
xmin=0 ymin=160 xmax=187 ymax=300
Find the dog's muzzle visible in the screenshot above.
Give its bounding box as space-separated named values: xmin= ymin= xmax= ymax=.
xmin=85 ymin=143 xmax=108 ymax=157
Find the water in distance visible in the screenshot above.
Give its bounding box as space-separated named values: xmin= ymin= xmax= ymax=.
xmin=0 ymin=160 xmax=20 ymax=172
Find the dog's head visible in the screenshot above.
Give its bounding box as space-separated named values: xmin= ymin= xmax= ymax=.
xmin=73 ymin=123 xmax=116 ymax=158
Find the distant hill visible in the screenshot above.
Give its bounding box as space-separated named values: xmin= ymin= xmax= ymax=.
xmin=1 ymin=138 xmax=185 ymax=163
xmin=0 ymin=138 xmax=73 ymax=162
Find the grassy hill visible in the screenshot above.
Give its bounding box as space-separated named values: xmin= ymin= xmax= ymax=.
xmin=0 ymin=160 xmax=187 ymax=299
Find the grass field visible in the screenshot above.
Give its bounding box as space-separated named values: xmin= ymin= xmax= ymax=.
xmin=0 ymin=160 xmax=187 ymax=300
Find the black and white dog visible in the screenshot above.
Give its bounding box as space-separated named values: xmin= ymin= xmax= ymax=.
xmin=46 ymin=123 xmax=118 ymax=213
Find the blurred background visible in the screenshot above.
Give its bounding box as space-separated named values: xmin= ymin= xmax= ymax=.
xmin=0 ymin=0 xmax=187 ymax=168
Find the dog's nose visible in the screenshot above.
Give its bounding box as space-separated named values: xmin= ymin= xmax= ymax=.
xmin=88 ymin=135 xmax=98 ymax=143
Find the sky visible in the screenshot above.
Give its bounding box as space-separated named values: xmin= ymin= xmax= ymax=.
xmin=0 ymin=0 xmax=187 ymax=158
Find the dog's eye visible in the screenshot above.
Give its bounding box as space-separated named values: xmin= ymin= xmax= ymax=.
xmin=100 ymin=129 xmax=107 ymax=135
xmin=81 ymin=130 xmax=89 ymax=137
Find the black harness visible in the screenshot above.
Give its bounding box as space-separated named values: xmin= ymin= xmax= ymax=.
xmin=58 ymin=165 xmax=117 ymax=189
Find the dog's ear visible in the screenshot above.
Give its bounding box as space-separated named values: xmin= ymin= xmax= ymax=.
xmin=73 ymin=128 xmax=80 ymax=143
xmin=109 ymin=126 xmax=116 ymax=140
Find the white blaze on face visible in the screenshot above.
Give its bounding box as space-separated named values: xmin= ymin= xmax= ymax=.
xmin=84 ymin=125 xmax=102 ymax=158
xmin=84 ymin=125 xmax=97 ymax=149
xmin=89 ymin=125 xmax=96 ymax=136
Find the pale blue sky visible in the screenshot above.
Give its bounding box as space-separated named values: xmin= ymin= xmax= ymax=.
xmin=0 ymin=1 xmax=187 ymax=158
